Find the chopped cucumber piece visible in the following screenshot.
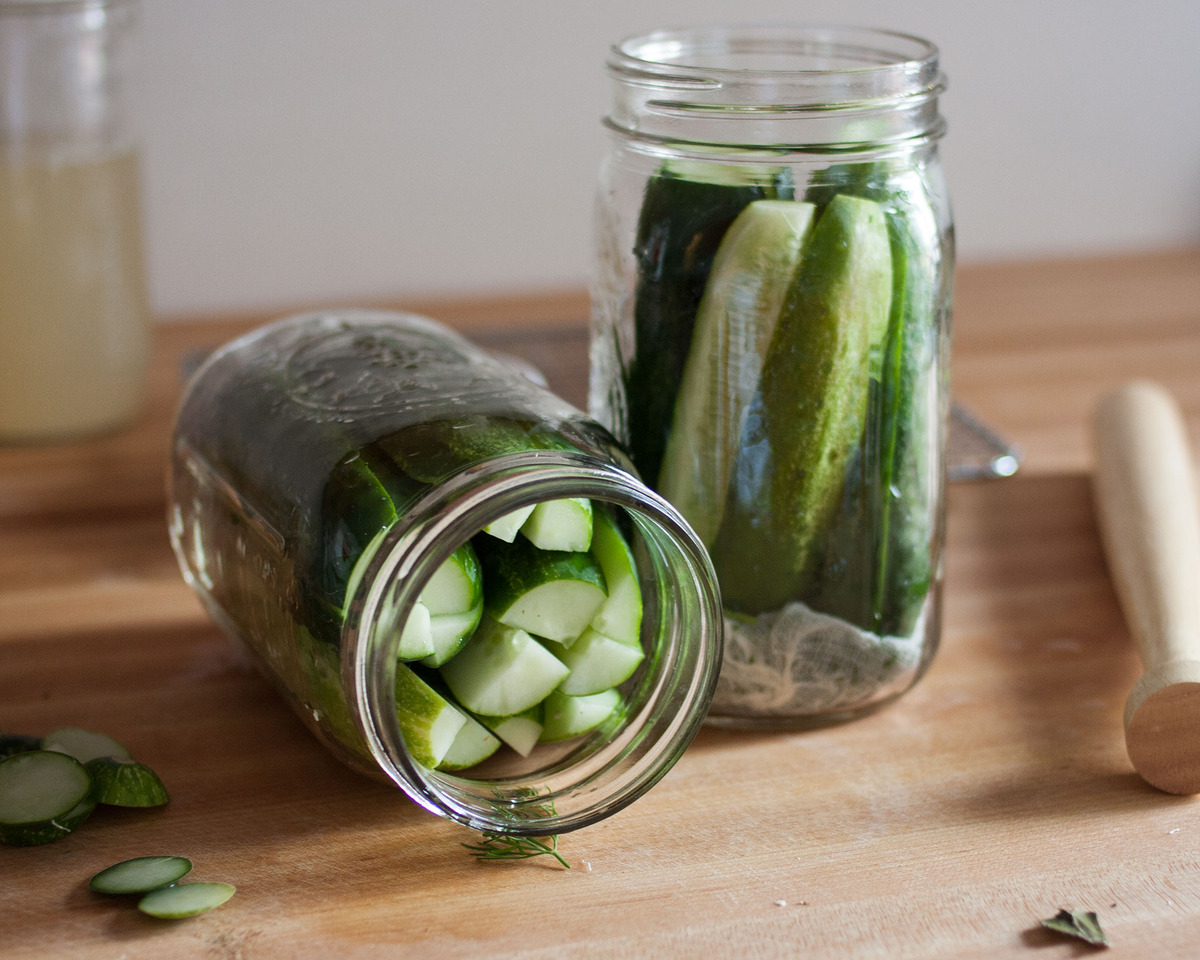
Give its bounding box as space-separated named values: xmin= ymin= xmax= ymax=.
xmin=89 ymin=856 xmax=193 ymax=895
xmin=555 ymin=628 xmax=645 ymax=696
xmin=85 ymin=757 xmax=169 ymax=808
xmin=1 ymin=795 xmax=95 ymax=846
xmin=0 ymin=734 xmax=39 ymax=759
xmin=394 ymin=665 xmax=467 ymax=768
xmin=438 ymin=714 xmax=501 ymax=771
xmin=0 ymin=750 xmax=92 ymax=826
xmin=482 ymin=504 xmax=536 ymax=543
xmin=657 ymin=199 xmax=816 ymax=547
xmin=540 ymin=688 xmax=623 ymax=743
xmin=476 ymin=705 xmax=543 ymax=758
xmin=397 ymin=600 xmax=435 ymax=660
xmin=439 ymin=616 xmax=569 ymax=717
xmin=422 ymin=604 xmax=484 ymax=667
xmin=520 ymin=498 xmax=593 ymax=552
xmin=587 ymin=510 xmax=643 ymax=644
xmin=41 ymin=727 xmax=131 ymax=764
xmin=480 ymin=537 xmax=608 ymax=644
xmin=138 ymin=881 xmax=236 ymax=919
xmin=419 ymin=543 xmax=482 ymax=615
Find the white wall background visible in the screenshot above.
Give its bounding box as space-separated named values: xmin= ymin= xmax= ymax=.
xmin=136 ymin=1 xmax=1200 ymax=319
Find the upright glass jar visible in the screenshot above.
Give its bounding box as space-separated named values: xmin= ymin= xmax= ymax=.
xmin=590 ymin=25 xmax=953 ymax=727
xmin=0 ymin=0 xmax=151 ymax=441
xmin=169 ymin=310 xmax=721 ymax=835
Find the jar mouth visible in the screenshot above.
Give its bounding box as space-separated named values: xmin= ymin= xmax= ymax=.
xmin=606 ymin=23 xmax=946 ymax=151
xmin=344 ymin=451 xmax=722 ymax=836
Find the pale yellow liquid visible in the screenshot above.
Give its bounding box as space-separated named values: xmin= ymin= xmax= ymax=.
xmin=0 ymin=150 xmax=151 ymax=441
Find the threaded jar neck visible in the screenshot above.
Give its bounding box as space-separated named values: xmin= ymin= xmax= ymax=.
xmin=606 ymin=24 xmax=946 ymax=153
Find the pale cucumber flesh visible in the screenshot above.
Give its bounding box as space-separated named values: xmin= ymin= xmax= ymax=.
xmin=540 ymin=688 xmax=623 ymax=742
xmin=138 ymin=881 xmax=236 ymax=919
xmin=520 ymin=498 xmax=593 ymax=552
xmin=394 ymin=665 xmax=467 ymax=768
xmin=479 ymin=707 xmax=543 ymax=758
xmin=438 ymin=714 xmax=501 ymax=771
xmin=0 ymin=750 xmax=92 ymax=825
xmin=397 ymin=600 xmax=435 ymax=660
xmin=496 ymin=579 xmax=608 ymax=646
xmin=89 ymin=856 xmax=193 ymax=894
xmin=421 ymin=604 xmax=483 ymax=667
xmin=482 ymin=505 xmax=536 ymax=542
xmin=587 ymin=510 xmax=643 ymax=644
xmin=419 ymin=543 xmax=482 ymax=614
xmin=555 ymin=628 xmax=644 ymax=697
xmin=439 ymin=617 xmax=569 ymax=717
xmin=41 ymin=727 xmax=130 ymax=764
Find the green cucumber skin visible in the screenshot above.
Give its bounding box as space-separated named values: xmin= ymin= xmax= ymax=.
xmin=89 ymin=856 xmax=194 ymax=895
xmin=85 ymin=757 xmax=170 ymax=808
xmin=805 ymin=161 xmax=948 ymax=636
xmin=625 ymin=169 xmax=792 ymax=484
xmin=476 ymin=536 xmax=607 ymax=620
xmin=712 ymin=194 xmax=892 ymax=615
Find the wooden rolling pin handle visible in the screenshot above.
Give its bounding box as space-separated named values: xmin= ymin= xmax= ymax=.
xmin=1092 ymin=380 xmax=1200 ymax=794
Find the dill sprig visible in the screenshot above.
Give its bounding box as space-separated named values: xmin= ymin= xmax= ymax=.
xmin=463 ymin=787 xmax=570 ymax=868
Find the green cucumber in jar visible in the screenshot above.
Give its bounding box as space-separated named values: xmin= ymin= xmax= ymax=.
xmin=439 ymin=616 xmax=569 ymax=718
xmin=806 ymin=162 xmax=945 ymax=636
xmin=656 ymin=199 xmax=817 ymax=547
xmin=712 ymin=193 xmax=892 ymax=614
xmin=624 ymin=159 xmax=793 ymax=484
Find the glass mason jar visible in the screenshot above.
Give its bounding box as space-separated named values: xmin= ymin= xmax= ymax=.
xmin=0 ymin=0 xmax=151 ymax=442
xmin=168 ymin=310 xmax=722 ymax=835
xmin=590 ymin=25 xmax=953 ymax=728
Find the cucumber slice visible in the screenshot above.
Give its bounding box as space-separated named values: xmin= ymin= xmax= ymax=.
xmin=422 ymin=604 xmax=483 ymax=668
xmin=587 ymin=510 xmax=643 ymax=644
xmin=138 ymin=881 xmax=236 ymax=919
xmin=89 ymin=856 xmax=193 ymax=895
xmin=0 ymin=734 xmax=39 ymax=759
xmin=713 ymin=193 xmax=891 ymax=614
xmin=439 ymin=616 xmax=569 ymax=717
xmin=419 ymin=543 xmax=482 ymax=615
xmin=555 ymin=628 xmax=645 ymax=697
xmin=394 ymin=664 xmax=467 ymax=768
xmin=657 ymin=199 xmax=817 ymax=547
xmin=397 ymin=600 xmax=435 ymax=660
xmin=479 ymin=537 xmax=608 ymax=645
xmin=41 ymin=727 xmax=131 ymax=764
xmin=1 ymin=794 xmax=96 ymax=846
xmin=476 ymin=705 xmax=543 ymax=758
xmin=520 ymin=498 xmax=593 ymax=552
xmin=0 ymin=750 xmax=92 ymax=825
xmin=437 ymin=713 xmax=501 ymax=771
xmin=482 ymin=505 xmax=536 ymax=543
xmin=539 ymin=688 xmax=623 ymax=743
xmin=85 ymin=757 xmax=169 ymax=808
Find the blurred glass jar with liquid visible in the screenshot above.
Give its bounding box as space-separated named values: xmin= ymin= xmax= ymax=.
xmin=0 ymin=0 xmax=150 ymax=442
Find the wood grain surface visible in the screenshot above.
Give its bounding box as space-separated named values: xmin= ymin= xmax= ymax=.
xmin=3 ymin=249 xmax=1200 ymax=958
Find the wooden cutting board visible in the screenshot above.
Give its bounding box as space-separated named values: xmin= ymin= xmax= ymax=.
xmin=4 ymin=250 xmax=1200 ymax=958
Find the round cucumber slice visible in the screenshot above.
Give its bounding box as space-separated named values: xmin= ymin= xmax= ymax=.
xmin=0 ymin=750 xmax=92 ymax=826
xmin=89 ymin=856 xmax=193 ymax=894
xmin=41 ymin=727 xmax=131 ymax=764
xmin=138 ymin=881 xmax=235 ymax=919
xmin=85 ymin=757 xmax=169 ymax=808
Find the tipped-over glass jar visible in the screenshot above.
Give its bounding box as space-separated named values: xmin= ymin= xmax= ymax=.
xmin=590 ymin=25 xmax=954 ymax=728
xmin=169 ymin=310 xmax=721 ymax=835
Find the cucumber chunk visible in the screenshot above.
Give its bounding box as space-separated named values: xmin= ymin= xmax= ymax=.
xmin=555 ymin=628 xmax=645 ymax=697
xmin=85 ymin=757 xmax=169 ymax=808
xmin=439 ymin=616 xmax=569 ymax=717
xmin=138 ymin=881 xmax=236 ymax=919
xmin=0 ymin=750 xmax=92 ymax=826
xmin=657 ymin=199 xmax=816 ymax=547
xmin=394 ymin=665 xmax=467 ymax=768
xmin=520 ymin=498 xmax=593 ymax=552
xmin=587 ymin=509 xmax=643 ymax=644
xmin=422 ymin=605 xmax=484 ymax=667
xmin=438 ymin=714 xmax=501 ymax=771
xmin=539 ymin=688 xmax=623 ymax=743
xmin=482 ymin=505 xmax=537 ymax=543
xmin=420 ymin=543 xmax=482 ymax=615
xmin=41 ymin=727 xmax=131 ymax=764
xmin=476 ymin=705 xmax=543 ymax=758
xmin=479 ymin=537 xmax=608 ymax=645
xmin=89 ymin=856 xmax=193 ymax=895
xmin=397 ymin=600 xmax=435 ymax=660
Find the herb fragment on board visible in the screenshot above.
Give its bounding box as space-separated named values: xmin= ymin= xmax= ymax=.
xmin=1040 ymin=909 xmax=1109 ymax=947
